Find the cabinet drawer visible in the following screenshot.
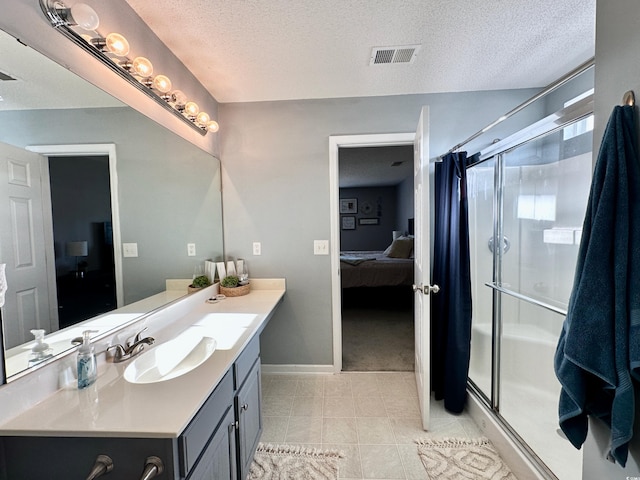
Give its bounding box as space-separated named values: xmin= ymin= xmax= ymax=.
xmin=233 ymin=335 xmax=260 ymax=389
xmin=179 ymin=370 xmax=233 ymax=477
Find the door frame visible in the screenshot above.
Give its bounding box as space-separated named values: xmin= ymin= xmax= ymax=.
xmin=26 ymin=143 xmax=124 ymax=308
xmin=329 ymin=133 xmax=415 ymax=372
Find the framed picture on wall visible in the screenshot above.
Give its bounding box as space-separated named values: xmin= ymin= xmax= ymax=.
xmin=342 ymin=216 xmax=356 ymax=230
xmin=358 ymin=218 xmax=379 ymax=225
xmin=339 ymin=198 xmax=358 ymax=214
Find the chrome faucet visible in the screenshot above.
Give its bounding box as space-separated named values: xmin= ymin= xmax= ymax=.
xmin=108 ymin=328 xmax=155 ymax=363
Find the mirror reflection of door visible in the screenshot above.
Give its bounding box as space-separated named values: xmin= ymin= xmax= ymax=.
xmin=0 ymin=142 xmax=56 ymax=348
xmin=47 ymin=155 xmax=116 ymax=329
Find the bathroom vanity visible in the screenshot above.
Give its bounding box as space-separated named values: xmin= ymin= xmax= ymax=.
xmin=0 ymin=280 xmax=285 ymax=480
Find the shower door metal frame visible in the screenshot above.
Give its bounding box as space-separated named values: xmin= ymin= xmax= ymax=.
xmin=465 ymin=96 xmax=595 ymax=480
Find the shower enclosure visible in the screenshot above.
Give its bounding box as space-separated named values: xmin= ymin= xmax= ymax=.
xmin=467 ymin=95 xmax=594 ymax=480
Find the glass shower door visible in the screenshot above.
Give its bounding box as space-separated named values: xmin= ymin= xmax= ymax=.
xmin=467 ymin=159 xmax=495 ymax=399
xmin=467 ymin=119 xmax=593 ymax=480
xmin=498 ymin=129 xmax=592 ymax=479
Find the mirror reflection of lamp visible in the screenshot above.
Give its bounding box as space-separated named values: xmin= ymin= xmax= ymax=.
xmin=66 ymin=241 xmax=88 ymax=279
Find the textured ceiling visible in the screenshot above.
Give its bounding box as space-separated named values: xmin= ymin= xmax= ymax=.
xmin=124 ymin=0 xmax=595 ymax=104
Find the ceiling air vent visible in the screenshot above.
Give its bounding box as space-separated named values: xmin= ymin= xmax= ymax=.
xmin=370 ymin=45 xmax=421 ymax=65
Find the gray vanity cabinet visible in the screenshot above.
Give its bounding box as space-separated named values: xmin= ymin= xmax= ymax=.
xmin=0 ymin=335 xmax=264 ymax=480
xmin=181 ymin=336 xmax=262 ymax=480
xmin=180 ymin=370 xmax=235 ymax=479
xmin=236 ymin=360 xmax=262 ymax=480
xmin=187 ymin=407 xmax=237 ymax=480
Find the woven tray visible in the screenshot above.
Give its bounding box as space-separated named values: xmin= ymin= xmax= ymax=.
xmin=219 ymin=283 xmax=250 ymax=297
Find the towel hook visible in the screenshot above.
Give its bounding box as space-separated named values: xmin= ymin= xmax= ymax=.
xmin=622 ymin=90 xmax=635 ymax=107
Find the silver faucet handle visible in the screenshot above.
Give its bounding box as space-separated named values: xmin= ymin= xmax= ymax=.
xmin=127 ymin=327 xmax=148 ymax=347
xmin=107 ymin=344 xmax=127 ymax=361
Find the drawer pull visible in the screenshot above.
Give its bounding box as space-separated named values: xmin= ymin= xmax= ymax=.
xmin=138 ymin=456 xmax=163 ymax=480
xmin=241 ymin=403 xmax=249 ymax=412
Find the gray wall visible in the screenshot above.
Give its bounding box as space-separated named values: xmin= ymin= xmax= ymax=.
xmin=339 ymin=186 xmax=397 ymax=251
xmin=220 ymin=90 xmax=542 ymax=366
xmin=0 ymin=107 xmax=223 ymax=304
xmin=396 ymin=176 xmax=414 ymax=234
xmin=582 ymin=0 xmax=640 ymax=477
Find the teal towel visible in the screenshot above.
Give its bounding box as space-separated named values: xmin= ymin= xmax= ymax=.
xmin=554 ymin=105 xmax=640 ymax=466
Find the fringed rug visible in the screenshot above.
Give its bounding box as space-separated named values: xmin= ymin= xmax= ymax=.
xmin=248 ymin=443 xmax=344 ymax=480
xmin=416 ymin=437 xmax=518 ymax=480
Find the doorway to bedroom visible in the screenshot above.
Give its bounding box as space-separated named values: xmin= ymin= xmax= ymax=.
xmin=338 ymin=144 xmax=415 ymax=371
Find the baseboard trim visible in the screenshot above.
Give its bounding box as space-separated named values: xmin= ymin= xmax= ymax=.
xmin=261 ymin=364 xmax=337 ymax=374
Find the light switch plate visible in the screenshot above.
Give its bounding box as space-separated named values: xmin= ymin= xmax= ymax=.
xmin=122 ymin=242 xmax=138 ymax=258
xmin=314 ymin=240 xmax=329 ymax=255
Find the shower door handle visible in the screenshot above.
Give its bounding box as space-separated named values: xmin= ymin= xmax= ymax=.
xmin=413 ymin=284 xmax=440 ymax=295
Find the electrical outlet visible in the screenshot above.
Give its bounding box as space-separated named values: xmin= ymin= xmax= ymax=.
xmin=314 ymin=240 xmax=329 ymax=255
xmin=187 ymin=243 xmax=196 ymax=256
xmin=122 ymin=242 xmax=138 ymax=258
xmin=253 ymin=242 xmax=261 ymax=255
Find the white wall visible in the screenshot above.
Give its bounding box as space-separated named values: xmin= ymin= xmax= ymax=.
xmin=582 ymin=0 xmax=640 ymax=477
xmin=220 ymin=91 xmax=543 ymax=366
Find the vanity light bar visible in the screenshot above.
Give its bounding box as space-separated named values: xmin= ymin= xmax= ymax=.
xmin=39 ymin=0 xmax=219 ymax=136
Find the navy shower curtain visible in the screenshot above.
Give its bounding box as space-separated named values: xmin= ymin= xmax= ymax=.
xmin=432 ymin=151 xmax=473 ymax=414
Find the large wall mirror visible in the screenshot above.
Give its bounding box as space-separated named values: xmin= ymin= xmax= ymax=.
xmin=0 ymin=28 xmax=224 ymax=380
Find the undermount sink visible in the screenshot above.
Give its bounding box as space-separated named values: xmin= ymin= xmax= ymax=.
xmin=124 ymin=328 xmax=217 ymax=384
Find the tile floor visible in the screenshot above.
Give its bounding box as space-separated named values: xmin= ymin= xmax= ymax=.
xmin=260 ymin=371 xmax=484 ymax=479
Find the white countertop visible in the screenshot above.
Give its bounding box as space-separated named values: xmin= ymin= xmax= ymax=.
xmin=0 ymin=280 xmax=285 ymax=438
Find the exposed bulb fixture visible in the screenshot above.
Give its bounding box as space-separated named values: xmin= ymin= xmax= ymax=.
xmin=152 ymin=75 xmax=172 ymax=93
xmin=184 ymin=101 xmax=199 ymax=118
xmin=105 ymin=33 xmax=129 ymax=56
xmin=43 ymin=1 xmax=100 ymax=30
xmin=170 ymin=90 xmax=187 ymax=109
xmin=196 ymin=111 xmax=210 ymax=126
xmin=39 ymin=0 xmax=217 ymax=135
xmin=131 ymin=57 xmax=153 ymax=77
xmin=90 ymin=32 xmax=130 ymax=56
xmin=68 ymin=3 xmax=100 ymax=30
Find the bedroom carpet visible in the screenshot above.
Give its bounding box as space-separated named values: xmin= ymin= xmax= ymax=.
xmin=342 ymin=287 xmax=414 ymax=371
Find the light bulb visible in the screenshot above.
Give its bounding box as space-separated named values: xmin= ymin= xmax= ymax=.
xmin=152 ymin=75 xmax=172 ymax=93
xmin=184 ymin=101 xmax=199 ymax=117
xmin=206 ymin=120 xmax=220 ymax=133
xmin=69 ymin=3 xmax=100 ymax=30
xmin=170 ymin=90 xmax=187 ymax=106
xmin=196 ymin=111 xmax=210 ymax=125
xmin=132 ymin=57 xmax=153 ymax=77
xmin=105 ymin=33 xmax=129 ymax=56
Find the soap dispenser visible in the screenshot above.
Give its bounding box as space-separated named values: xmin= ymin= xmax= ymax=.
xmin=28 ymin=329 xmax=53 ymax=366
xmin=77 ymin=330 xmax=98 ymax=389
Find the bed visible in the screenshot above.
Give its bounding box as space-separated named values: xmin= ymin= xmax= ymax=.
xmin=339 ymin=250 xmax=414 ymax=288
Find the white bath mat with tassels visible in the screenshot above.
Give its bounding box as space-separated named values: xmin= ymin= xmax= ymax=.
xmin=416 ymin=437 xmax=518 ymax=479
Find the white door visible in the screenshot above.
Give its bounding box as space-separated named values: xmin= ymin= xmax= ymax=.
xmin=413 ymin=106 xmax=438 ymax=430
xmin=0 ymin=142 xmax=56 ymax=348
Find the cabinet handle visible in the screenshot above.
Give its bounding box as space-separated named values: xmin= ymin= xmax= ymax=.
xmin=230 ymin=421 xmax=239 ymax=432
xmin=138 ymin=456 xmax=163 ymax=480
xmin=241 ymin=403 xmax=249 ymax=411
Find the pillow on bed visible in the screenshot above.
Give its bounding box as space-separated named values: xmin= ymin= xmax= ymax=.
xmin=385 ymin=237 xmax=414 ymax=258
